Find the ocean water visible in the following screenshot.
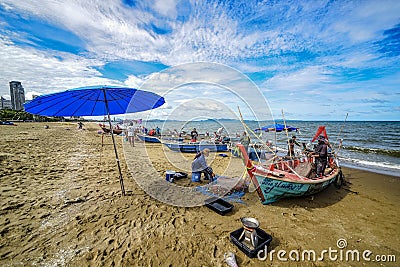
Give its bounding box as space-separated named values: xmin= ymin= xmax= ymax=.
xmin=144 ymin=120 xmax=400 ymax=177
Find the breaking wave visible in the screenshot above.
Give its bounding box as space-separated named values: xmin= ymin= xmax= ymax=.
xmin=343 ymin=146 xmax=400 ymax=158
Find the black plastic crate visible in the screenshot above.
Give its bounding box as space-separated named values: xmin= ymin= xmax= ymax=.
xmin=204 ymin=197 xmax=234 ymax=215
xmin=230 ymin=227 xmax=273 ymax=258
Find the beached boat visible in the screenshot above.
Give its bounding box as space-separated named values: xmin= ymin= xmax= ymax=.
xmin=236 ymin=143 xmax=344 ymax=204
xmin=0 ymin=121 xmax=16 ymax=126
xmin=137 ymin=134 xmax=184 ymax=143
xmin=161 ymin=136 xmax=184 ymax=142
xmin=163 ymin=141 xmax=229 ymax=153
xmin=101 ymin=127 xmax=123 ymax=135
xmin=137 ymin=134 xmax=161 ymax=143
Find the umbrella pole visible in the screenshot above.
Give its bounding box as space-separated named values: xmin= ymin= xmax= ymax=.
xmin=103 ymin=89 xmax=126 ymax=196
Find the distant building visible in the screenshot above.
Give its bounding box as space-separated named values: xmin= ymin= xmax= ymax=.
xmin=9 ymin=81 xmax=25 ymax=110
xmin=1 ymin=96 xmax=12 ymax=109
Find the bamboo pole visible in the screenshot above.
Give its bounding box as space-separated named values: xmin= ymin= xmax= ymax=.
xmin=103 ymin=89 xmax=125 ymax=196
xmin=237 ymin=106 xmax=276 ymax=155
xmin=281 ymin=109 xmax=291 ymax=157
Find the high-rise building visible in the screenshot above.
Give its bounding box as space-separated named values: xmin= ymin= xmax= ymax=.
xmin=9 ymin=81 xmax=25 ymax=110
xmin=0 ymin=96 xmax=12 ymax=109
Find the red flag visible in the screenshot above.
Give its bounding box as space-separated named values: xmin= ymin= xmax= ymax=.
xmin=311 ymin=126 xmax=328 ymax=142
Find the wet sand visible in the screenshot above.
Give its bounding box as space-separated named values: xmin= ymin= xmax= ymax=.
xmin=0 ymin=122 xmax=399 ymax=266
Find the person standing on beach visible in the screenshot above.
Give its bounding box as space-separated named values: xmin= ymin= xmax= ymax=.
xmin=191 ymin=148 xmax=214 ymax=181
xmin=77 ymin=121 xmax=84 ymax=130
xmin=127 ymin=123 xmax=135 ymax=147
xmin=191 ymin=128 xmax=198 ymax=142
xmin=311 ymin=135 xmax=328 ymax=177
xmin=239 ymin=132 xmax=250 ymax=153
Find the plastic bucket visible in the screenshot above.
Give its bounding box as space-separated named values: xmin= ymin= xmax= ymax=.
xmin=166 ymin=170 xmax=176 ymax=182
xmin=191 ymin=172 xmax=201 ymax=182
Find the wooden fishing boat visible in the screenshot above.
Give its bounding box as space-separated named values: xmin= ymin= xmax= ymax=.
xmin=137 ymin=134 xmax=184 ymax=143
xmin=101 ymin=127 xmax=123 ymax=135
xmin=137 ymin=134 xmax=161 ymax=143
xmin=161 ymin=136 xmax=185 ymax=142
xmin=163 ymin=142 xmax=229 ymax=153
xmin=236 ymin=144 xmax=344 ymax=204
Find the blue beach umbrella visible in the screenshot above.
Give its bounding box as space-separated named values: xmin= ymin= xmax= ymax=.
xmin=24 ymin=85 xmax=165 ymax=196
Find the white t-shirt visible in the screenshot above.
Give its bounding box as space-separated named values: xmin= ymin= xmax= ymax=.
xmin=127 ymin=126 xmax=134 ymax=137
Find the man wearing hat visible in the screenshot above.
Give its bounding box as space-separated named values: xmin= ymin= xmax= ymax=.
xmin=191 ymin=148 xmax=215 ymax=181
xmin=311 ymin=135 xmax=328 ymax=178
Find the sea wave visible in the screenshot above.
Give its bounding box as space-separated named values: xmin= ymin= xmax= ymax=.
xmin=343 ymin=146 xmax=400 ymax=158
xmin=339 ymin=157 xmax=400 ymax=177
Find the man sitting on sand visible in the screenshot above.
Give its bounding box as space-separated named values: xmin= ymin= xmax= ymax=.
xmin=191 ymin=148 xmax=215 ymax=181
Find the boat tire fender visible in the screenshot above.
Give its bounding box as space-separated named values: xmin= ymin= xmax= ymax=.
xmin=334 ymin=170 xmax=345 ymax=189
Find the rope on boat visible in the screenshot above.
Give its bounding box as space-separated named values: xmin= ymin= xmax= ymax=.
xmin=281 ymin=160 xmax=305 ymax=180
xmin=281 ymin=109 xmax=292 ymax=157
xmin=237 ymin=106 xmax=277 ymax=156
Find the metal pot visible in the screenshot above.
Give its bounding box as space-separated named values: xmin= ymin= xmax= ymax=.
xmin=240 ymin=217 xmax=259 ymax=229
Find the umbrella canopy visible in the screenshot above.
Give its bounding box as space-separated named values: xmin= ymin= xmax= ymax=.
xmin=255 ymin=123 xmax=298 ymax=132
xmin=24 ymin=85 xmax=165 ymax=196
xmin=24 ymin=85 xmax=165 ymax=117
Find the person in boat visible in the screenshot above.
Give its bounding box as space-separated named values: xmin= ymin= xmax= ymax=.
xmin=287 ymin=135 xmax=301 ymax=157
xmin=310 ymin=135 xmax=328 ymax=178
xmin=141 ymin=126 xmax=148 ymax=134
xmin=127 ymin=122 xmax=135 ymax=147
xmin=239 ymin=132 xmax=250 ymax=153
xmin=191 ymin=128 xmax=199 ymax=142
xmin=155 ymin=126 xmax=161 ymax=136
xmin=213 ymin=131 xmax=222 ymax=143
xmin=148 ymin=129 xmax=156 ymax=136
xmin=217 ymin=127 xmax=224 ymax=136
xmin=222 ymin=136 xmax=230 ymax=144
xmin=191 ymin=148 xmax=215 ymax=181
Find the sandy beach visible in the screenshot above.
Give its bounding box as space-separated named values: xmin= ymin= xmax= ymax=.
xmin=0 ymin=122 xmax=399 ymax=266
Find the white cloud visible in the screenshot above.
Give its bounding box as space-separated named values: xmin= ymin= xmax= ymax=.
xmin=153 ymin=0 xmax=178 ymax=18
xmin=0 ymin=37 xmax=117 ymax=96
xmin=264 ymin=66 xmax=333 ymax=92
xmin=124 ymin=75 xmax=144 ymax=88
xmin=0 ymin=0 xmax=399 ymax=120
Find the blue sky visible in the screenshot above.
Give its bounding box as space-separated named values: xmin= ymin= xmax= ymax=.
xmin=0 ymin=0 xmax=399 ymax=121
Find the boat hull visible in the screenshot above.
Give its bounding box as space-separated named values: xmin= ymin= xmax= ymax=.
xmin=137 ymin=134 xmax=161 ymax=143
xmin=137 ymin=134 xmax=184 ymax=143
xmin=101 ymin=127 xmax=123 ymax=135
xmin=163 ymin=142 xmax=229 ymax=153
xmin=254 ymin=172 xmax=338 ymax=204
